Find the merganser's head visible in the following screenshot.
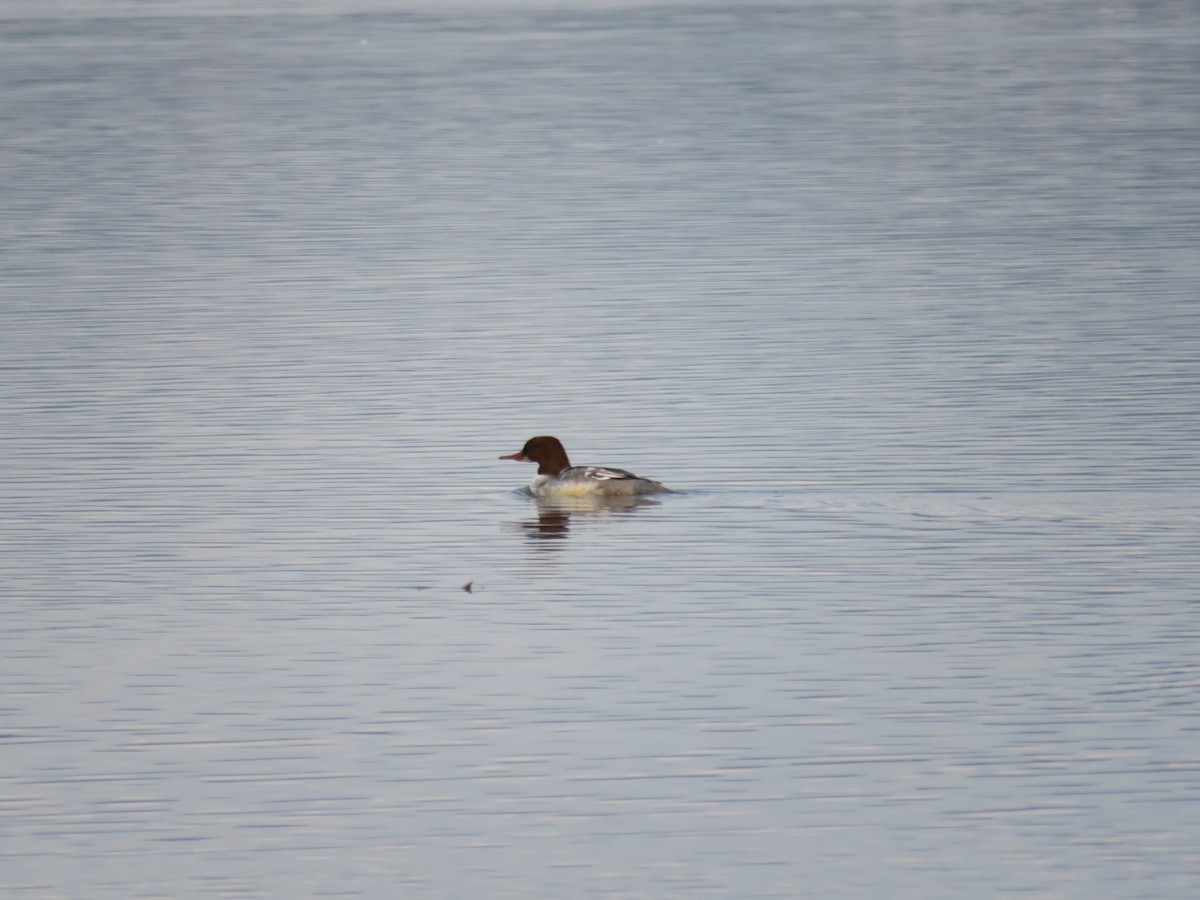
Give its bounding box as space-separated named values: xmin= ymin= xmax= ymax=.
xmin=499 ymin=435 xmax=572 ymax=475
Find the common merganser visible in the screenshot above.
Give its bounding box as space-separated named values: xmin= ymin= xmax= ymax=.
xmin=499 ymin=435 xmax=670 ymax=498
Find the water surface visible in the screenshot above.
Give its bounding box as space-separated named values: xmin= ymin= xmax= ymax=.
xmin=2 ymin=1 xmax=1199 ymax=896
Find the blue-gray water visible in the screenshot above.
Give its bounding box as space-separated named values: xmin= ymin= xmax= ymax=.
xmin=3 ymin=1 xmax=1199 ymax=897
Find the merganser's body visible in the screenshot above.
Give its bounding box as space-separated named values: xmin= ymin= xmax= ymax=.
xmin=499 ymin=436 xmax=670 ymax=498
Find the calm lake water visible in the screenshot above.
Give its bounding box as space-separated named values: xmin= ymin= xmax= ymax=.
xmin=3 ymin=1 xmax=1199 ymax=896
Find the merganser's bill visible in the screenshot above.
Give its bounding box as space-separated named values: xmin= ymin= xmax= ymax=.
xmin=499 ymin=436 xmax=670 ymax=498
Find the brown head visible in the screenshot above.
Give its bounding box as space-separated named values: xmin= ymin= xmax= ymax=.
xmin=498 ymin=435 xmax=572 ymax=475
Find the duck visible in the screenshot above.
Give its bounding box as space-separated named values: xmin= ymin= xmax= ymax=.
xmin=499 ymin=435 xmax=670 ymax=498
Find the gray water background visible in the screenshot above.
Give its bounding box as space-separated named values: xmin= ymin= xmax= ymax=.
xmin=2 ymin=1 xmax=1199 ymax=896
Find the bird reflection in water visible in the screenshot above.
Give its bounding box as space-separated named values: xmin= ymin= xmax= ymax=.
xmin=515 ymin=494 xmax=662 ymax=544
